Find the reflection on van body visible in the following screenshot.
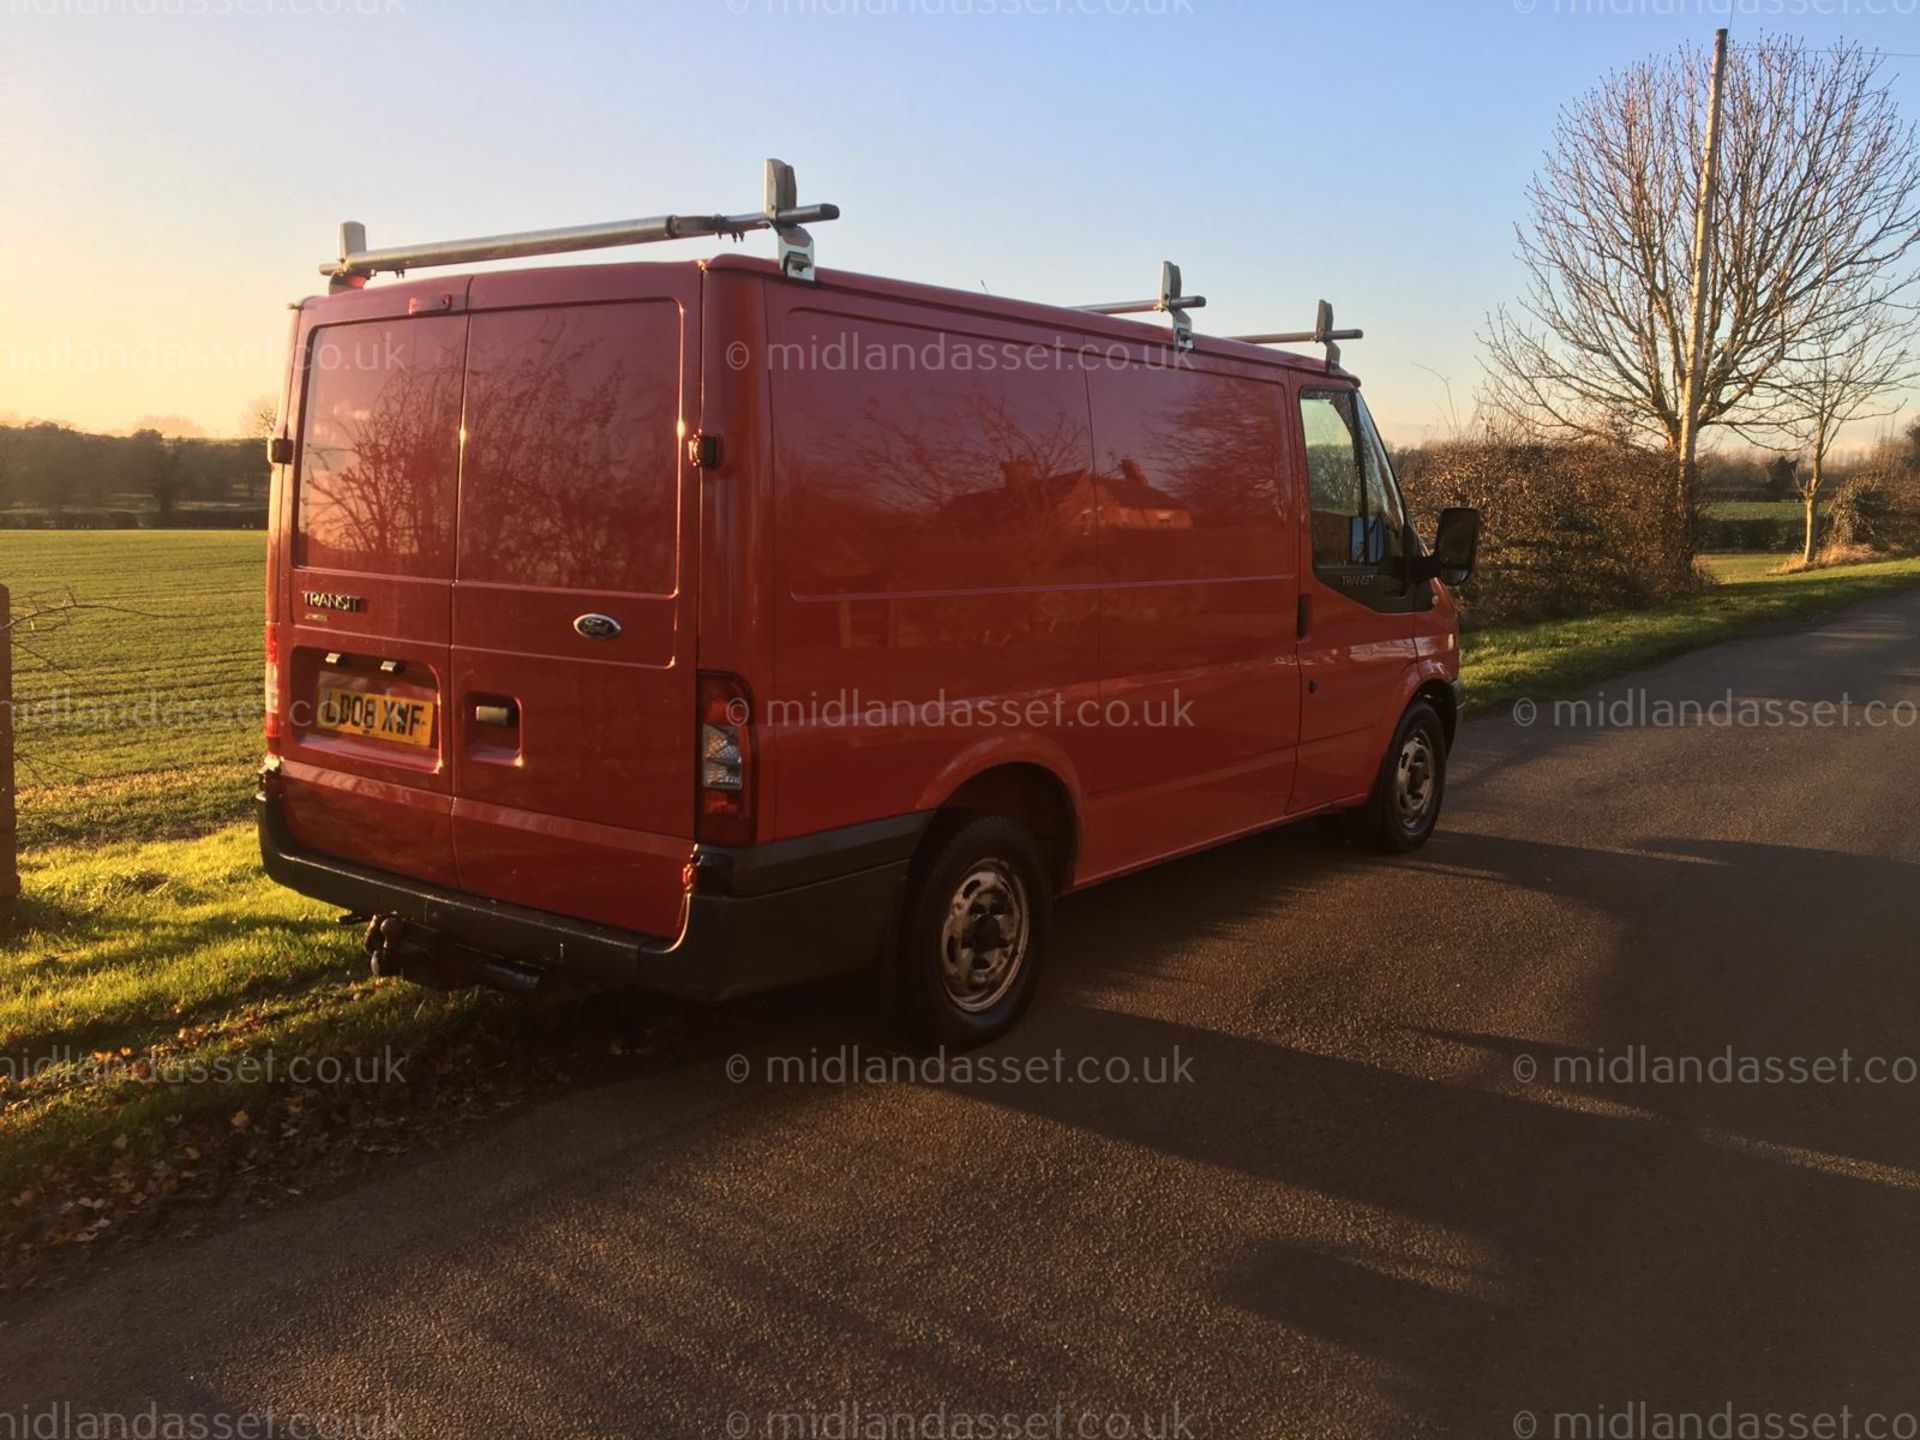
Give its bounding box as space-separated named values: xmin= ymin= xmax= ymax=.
xmin=261 ymin=254 xmax=1472 ymax=1045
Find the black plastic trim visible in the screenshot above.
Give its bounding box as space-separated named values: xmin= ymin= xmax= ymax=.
xmin=693 ymin=812 xmax=929 ymax=897
xmin=258 ymin=794 xmax=915 ymax=1001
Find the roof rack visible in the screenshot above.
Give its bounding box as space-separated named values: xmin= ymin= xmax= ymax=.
xmin=1079 ymin=262 xmax=1205 ymax=352
xmin=1232 ymin=300 xmax=1362 ymax=372
xmin=1077 ymin=268 xmax=1361 ymax=368
xmin=320 ymin=158 xmax=839 ymax=292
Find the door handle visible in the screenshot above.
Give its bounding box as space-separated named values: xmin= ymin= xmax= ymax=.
xmin=1296 ymin=595 xmax=1312 ymax=639
xmin=473 ymin=700 xmax=518 ymax=727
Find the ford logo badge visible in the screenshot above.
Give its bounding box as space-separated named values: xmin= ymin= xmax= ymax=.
xmin=573 ymin=613 xmax=622 ymax=641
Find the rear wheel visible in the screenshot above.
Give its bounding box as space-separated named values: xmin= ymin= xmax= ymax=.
xmin=893 ymin=815 xmax=1051 ymax=1049
xmin=1340 ymin=700 xmax=1448 ymax=853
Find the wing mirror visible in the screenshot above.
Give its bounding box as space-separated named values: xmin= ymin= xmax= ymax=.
xmin=1413 ymin=507 xmax=1480 ymax=587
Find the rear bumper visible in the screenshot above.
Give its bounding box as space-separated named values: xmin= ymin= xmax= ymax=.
xmin=257 ymin=793 xmax=925 ymax=1001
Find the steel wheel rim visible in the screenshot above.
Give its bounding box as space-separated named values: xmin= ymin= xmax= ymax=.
xmin=939 ymin=860 xmax=1031 ymax=1014
xmin=1394 ymin=732 xmax=1438 ymax=832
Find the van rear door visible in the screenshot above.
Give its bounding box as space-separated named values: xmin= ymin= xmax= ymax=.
xmin=277 ymin=288 xmax=469 ymax=889
xmin=447 ymin=269 xmax=699 ymax=939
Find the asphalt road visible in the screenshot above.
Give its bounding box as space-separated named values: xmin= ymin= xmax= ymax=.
xmin=6 ymin=591 xmax=1920 ymax=1439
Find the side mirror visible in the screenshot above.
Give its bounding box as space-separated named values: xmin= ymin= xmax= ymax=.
xmin=1413 ymin=507 xmax=1480 ymax=587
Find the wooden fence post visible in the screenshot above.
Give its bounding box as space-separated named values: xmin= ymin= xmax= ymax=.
xmin=1 ymin=583 xmax=15 ymax=915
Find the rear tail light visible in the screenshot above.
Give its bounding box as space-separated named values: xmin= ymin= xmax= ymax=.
xmin=263 ymin=623 xmax=285 ymax=749
xmin=696 ymin=671 xmax=753 ymax=846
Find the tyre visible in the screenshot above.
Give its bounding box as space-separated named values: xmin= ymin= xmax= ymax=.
xmin=1342 ymin=700 xmax=1448 ymax=853
xmin=893 ymin=815 xmax=1052 ymax=1049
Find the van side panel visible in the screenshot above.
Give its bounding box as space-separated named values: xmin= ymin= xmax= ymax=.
xmin=763 ymin=296 xmax=1101 ymax=843
xmin=1073 ymin=357 xmax=1301 ymax=881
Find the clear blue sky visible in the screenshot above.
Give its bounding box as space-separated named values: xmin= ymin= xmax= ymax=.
xmin=5 ymin=0 xmax=1919 ymax=445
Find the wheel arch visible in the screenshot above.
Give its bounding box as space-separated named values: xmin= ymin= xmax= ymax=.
xmin=920 ymin=753 xmax=1082 ymax=893
xmin=1414 ymin=675 xmax=1459 ymax=751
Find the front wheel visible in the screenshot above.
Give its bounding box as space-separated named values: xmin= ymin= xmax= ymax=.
xmin=1341 ymin=700 xmax=1448 ymax=853
xmin=893 ymin=815 xmax=1052 ymax=1049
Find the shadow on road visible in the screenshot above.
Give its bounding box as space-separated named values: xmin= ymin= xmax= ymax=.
xmin=939 ymin=823 xmax=1920 ymax=1431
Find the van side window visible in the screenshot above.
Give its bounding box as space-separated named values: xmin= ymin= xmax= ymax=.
xmin=1298 ymin=388 xmax=1406 ymax=595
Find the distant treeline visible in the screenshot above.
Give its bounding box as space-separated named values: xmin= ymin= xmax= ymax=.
xmin=0 ymin=422 xmax=268 ymax=528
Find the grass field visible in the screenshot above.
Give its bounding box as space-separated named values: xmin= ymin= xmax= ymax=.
xmin=1697 ymin=552 xmax=1785 ymax=584
xmin=4 ymin=529 xmax=1920 ymax=1263
xmin=1 ymin=827 xmax=500 ymax=1240
xmin=3 ymin=531 xmax=263 ymax=849
xmin=1703 ymin=499 xmax=1808 ymax=522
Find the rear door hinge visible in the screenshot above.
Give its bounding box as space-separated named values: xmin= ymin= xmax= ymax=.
xmin=687 ymin=432 xmax=722 ymax=469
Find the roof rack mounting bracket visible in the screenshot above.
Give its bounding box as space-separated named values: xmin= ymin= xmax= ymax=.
xmin=1231 ymin=299 xmax=1363 ymax=372
xmin=1078 ymin=261 xmax=1206 ymax=352
xmin=766 ymin=158 xmax=817 ymax=282
xmin=336 ymin=221 xmax=370 ymax=286
xmin=320 ymin=158 xmax=841 ymax=292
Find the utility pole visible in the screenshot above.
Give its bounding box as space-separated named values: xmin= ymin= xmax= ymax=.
xmin=1676 ymin=26 xmax=1730 ymax=562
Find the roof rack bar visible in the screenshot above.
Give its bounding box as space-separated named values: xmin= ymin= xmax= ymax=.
xmin=321 ymin=159 xmax=839 ymax=291
xmin=1232 ymin=327 xmax=1365 ymax=344
xmin=1231 ymin=300 xmax=1361 ymax=371
xmin=1079 ymin=261 xmax=1205 ymax=351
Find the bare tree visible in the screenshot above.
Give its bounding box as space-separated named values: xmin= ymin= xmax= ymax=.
xmin=1772 ymin=304 xmax=1916 ymax=562
xmin=1483 ymin=36 xmax=1920 ymax=565
xmin=243 ymin=394 xmax=280 ymax=442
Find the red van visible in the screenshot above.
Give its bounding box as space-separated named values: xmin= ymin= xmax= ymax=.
xmin=258 ymin=164 xmax=1478 ymax=1045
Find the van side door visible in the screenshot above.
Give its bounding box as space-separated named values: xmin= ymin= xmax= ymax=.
xmin=1076 ymin=357 xmax=1301 ymax=875
xmin=1288 ymin=384 xmax=1420 ymax=814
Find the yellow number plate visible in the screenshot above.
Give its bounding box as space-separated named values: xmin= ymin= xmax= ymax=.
xmin=315 ymin=687 xmax=436 ymax=748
